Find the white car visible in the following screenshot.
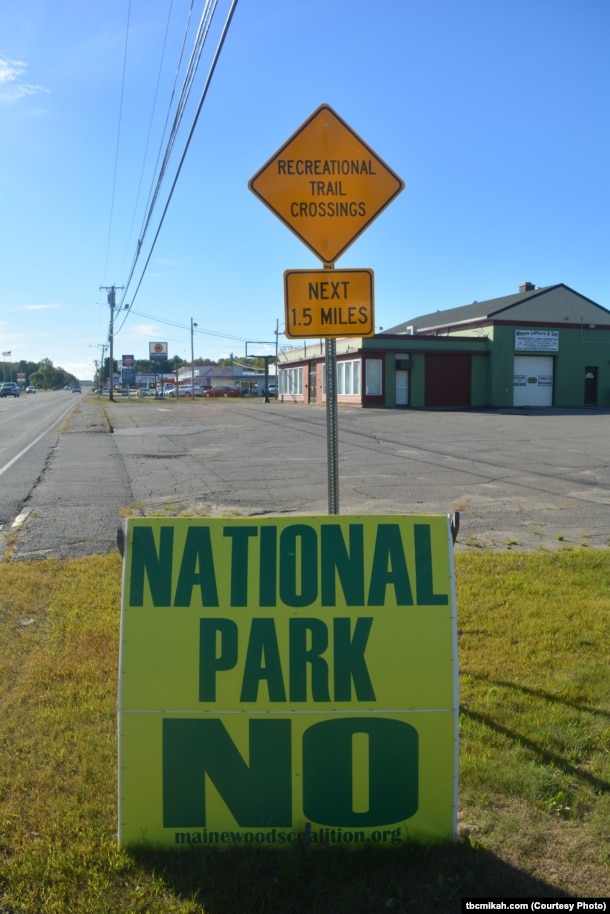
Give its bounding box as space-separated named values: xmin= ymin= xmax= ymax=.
xmin=173 ymin=385 xmax=205 ymax=397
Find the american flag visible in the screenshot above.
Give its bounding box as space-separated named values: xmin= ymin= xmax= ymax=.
xmin=2 ymin=351 xmax=11 ymax=357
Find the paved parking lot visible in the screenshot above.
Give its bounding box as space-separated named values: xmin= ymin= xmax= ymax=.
xmin=8 ymin=398 xmax=610 ymax=559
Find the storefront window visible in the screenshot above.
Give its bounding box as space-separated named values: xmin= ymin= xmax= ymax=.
xmin=365 ymin=359 xmax=382 ymax=395
xmin=337 ymin=359 xmax=361 ymax=395
xmin=279 ymin=367 xmax=303 ymax=395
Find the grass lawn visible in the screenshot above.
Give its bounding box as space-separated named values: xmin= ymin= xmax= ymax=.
xmin=0 ymin=549 xmax=608 ymax=913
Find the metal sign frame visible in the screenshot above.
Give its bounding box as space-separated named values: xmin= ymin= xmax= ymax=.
xmin=118 ymin=514 xmax=458 ymax=848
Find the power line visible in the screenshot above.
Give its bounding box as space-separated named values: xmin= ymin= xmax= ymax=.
xmin=124 ymin=0 xmax=196 ymax=281
xmin=100 ymin=0 xmax=132 ymax=284
xmin=115 ymin=0 xmax=240 ymax=332
xmin=114 ymin=0 xmax=232 ymax=326
xmin=99 ymin=0 xmax=241 ymax=356
xmin=120 ymin=0 xmax=217 ymax=299
xmin=127 ymin=307 xmax=273 ymax=346
xmin=118 ymin=0 xmax=182 ymax=277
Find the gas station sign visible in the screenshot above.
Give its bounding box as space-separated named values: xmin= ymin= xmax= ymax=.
xmin=149 ymin=342 xmax=168 ymax=360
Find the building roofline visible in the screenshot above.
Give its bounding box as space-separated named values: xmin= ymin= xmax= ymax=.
xmin=387 ymin=283 xmax=609 ymax=334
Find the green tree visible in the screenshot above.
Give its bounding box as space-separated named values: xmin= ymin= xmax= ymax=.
xmin=16 ymin=360 xmax=39 ymax=384
xmin=28 ymin=370 xmax=46 ymax=389
xmin=35 ymin=358 xmax=56 ymax=390
xmin=103 ymin=357 xmax=118 ymax=384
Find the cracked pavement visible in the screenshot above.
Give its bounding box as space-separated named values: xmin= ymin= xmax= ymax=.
xmin=6 ymin=397 xmax=610 ymax=560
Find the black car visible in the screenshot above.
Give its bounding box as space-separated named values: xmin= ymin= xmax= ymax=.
xmin=0 ymin=382 xmax=20 ymax=397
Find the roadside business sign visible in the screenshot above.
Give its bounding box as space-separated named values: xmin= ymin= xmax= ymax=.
xmin=248 ymin=104 xmax=404 ymax=265
xmin=284 ymin=268 xmax=375 ymax=339
xmin=118 ymin=514 xmax=458 ymax=848
xmin=149 ymin=342 xmax=168 ymax=360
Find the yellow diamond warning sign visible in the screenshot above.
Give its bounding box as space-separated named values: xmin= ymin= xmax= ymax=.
xmin=284 ymin=268 xmax=375 ymax=339
xmin=249 ymin=104 xmax=405 ymax=265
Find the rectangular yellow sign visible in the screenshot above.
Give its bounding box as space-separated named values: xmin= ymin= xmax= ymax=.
xmin=118 ymin=515 xmax=458 ymax=847
xmin=284 ymin=268 xmax=375 ymax=339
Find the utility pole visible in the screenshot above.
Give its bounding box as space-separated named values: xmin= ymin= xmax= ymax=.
xmin=100 ymin=285 xmax=124 ymax=401
xmin=100 ymin=343 xmax=107 ymax=389
xmin=246 ymin=341 xmax=276 ymax=403
xmin=89 ymin=343 xmax=107 ymax=390
xmin=275 ymin=318 xmax=280 ymax=398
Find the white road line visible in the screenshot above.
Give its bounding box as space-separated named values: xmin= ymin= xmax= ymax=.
xmin=0 ymin=401 xmax=78 ymax=477
xmin=12 ymin=508 xmax=33 ymax=529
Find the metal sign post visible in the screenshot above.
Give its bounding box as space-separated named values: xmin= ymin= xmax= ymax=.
xmin=246 ymin=341 xmax=277 ymax=402
xmin=248 ymin=104 xmax=404 ymax=515
xmin=325 ymin=337 xmax=339 ymax=514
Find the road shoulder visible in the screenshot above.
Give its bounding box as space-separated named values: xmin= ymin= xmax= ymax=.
xmin=4 ymin=400 xmax=133 ymax=562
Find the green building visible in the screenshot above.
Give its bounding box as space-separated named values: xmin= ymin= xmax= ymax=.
xmin=277 ymin=283 xmax=610 ymax=409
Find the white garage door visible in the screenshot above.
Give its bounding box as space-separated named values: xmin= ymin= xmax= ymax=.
xmin=513 ymin=355 xmax=554 ymax=407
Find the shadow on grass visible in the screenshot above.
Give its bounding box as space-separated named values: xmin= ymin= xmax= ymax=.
xmin=464 ymin=672 xmax=610 ymax=720
xmin=461 ymin=672 xmax=610 ymax=796
xmin=462 ymin=708 xmax=610 ymax=796
xmin=130 ymin=841 xmax=570 ymax=914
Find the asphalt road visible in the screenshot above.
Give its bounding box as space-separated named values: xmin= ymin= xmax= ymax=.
xmin=3 ymin=396 xmax=609 ymax=561
xmin=0 ymin=390 xmax=83 ymax=535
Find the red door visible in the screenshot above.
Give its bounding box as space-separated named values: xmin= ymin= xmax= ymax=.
xmin=425 ymin=354 xmax=471 ymax=407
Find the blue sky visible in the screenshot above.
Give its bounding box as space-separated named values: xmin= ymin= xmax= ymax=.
xmin=1 ymin=0 xmax=609 ymax=380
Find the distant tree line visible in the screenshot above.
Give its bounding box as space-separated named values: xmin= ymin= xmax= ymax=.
xmin=1 ymin=356 xmax=78 ymax=390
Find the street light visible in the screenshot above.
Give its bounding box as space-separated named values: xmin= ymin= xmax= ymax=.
xmin=190 ymin=318 xmax=198 ymax=399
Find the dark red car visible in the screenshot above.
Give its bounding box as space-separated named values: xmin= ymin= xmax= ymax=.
xmin=204 ymin=386 xmax=244 ymax=398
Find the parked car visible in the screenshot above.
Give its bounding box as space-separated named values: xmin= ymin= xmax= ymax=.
xmin=204 ymin=386 xmax=244 ymax=398
xmin=25 ymin=386 xmax=36 ymax=394
xmin=155 ymin=385 xmax=176 ymax=398
xmin=175 ymin=385 xmax=206 ymax=398
xmin=0 ymin=382 xmax=20 ymax=398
